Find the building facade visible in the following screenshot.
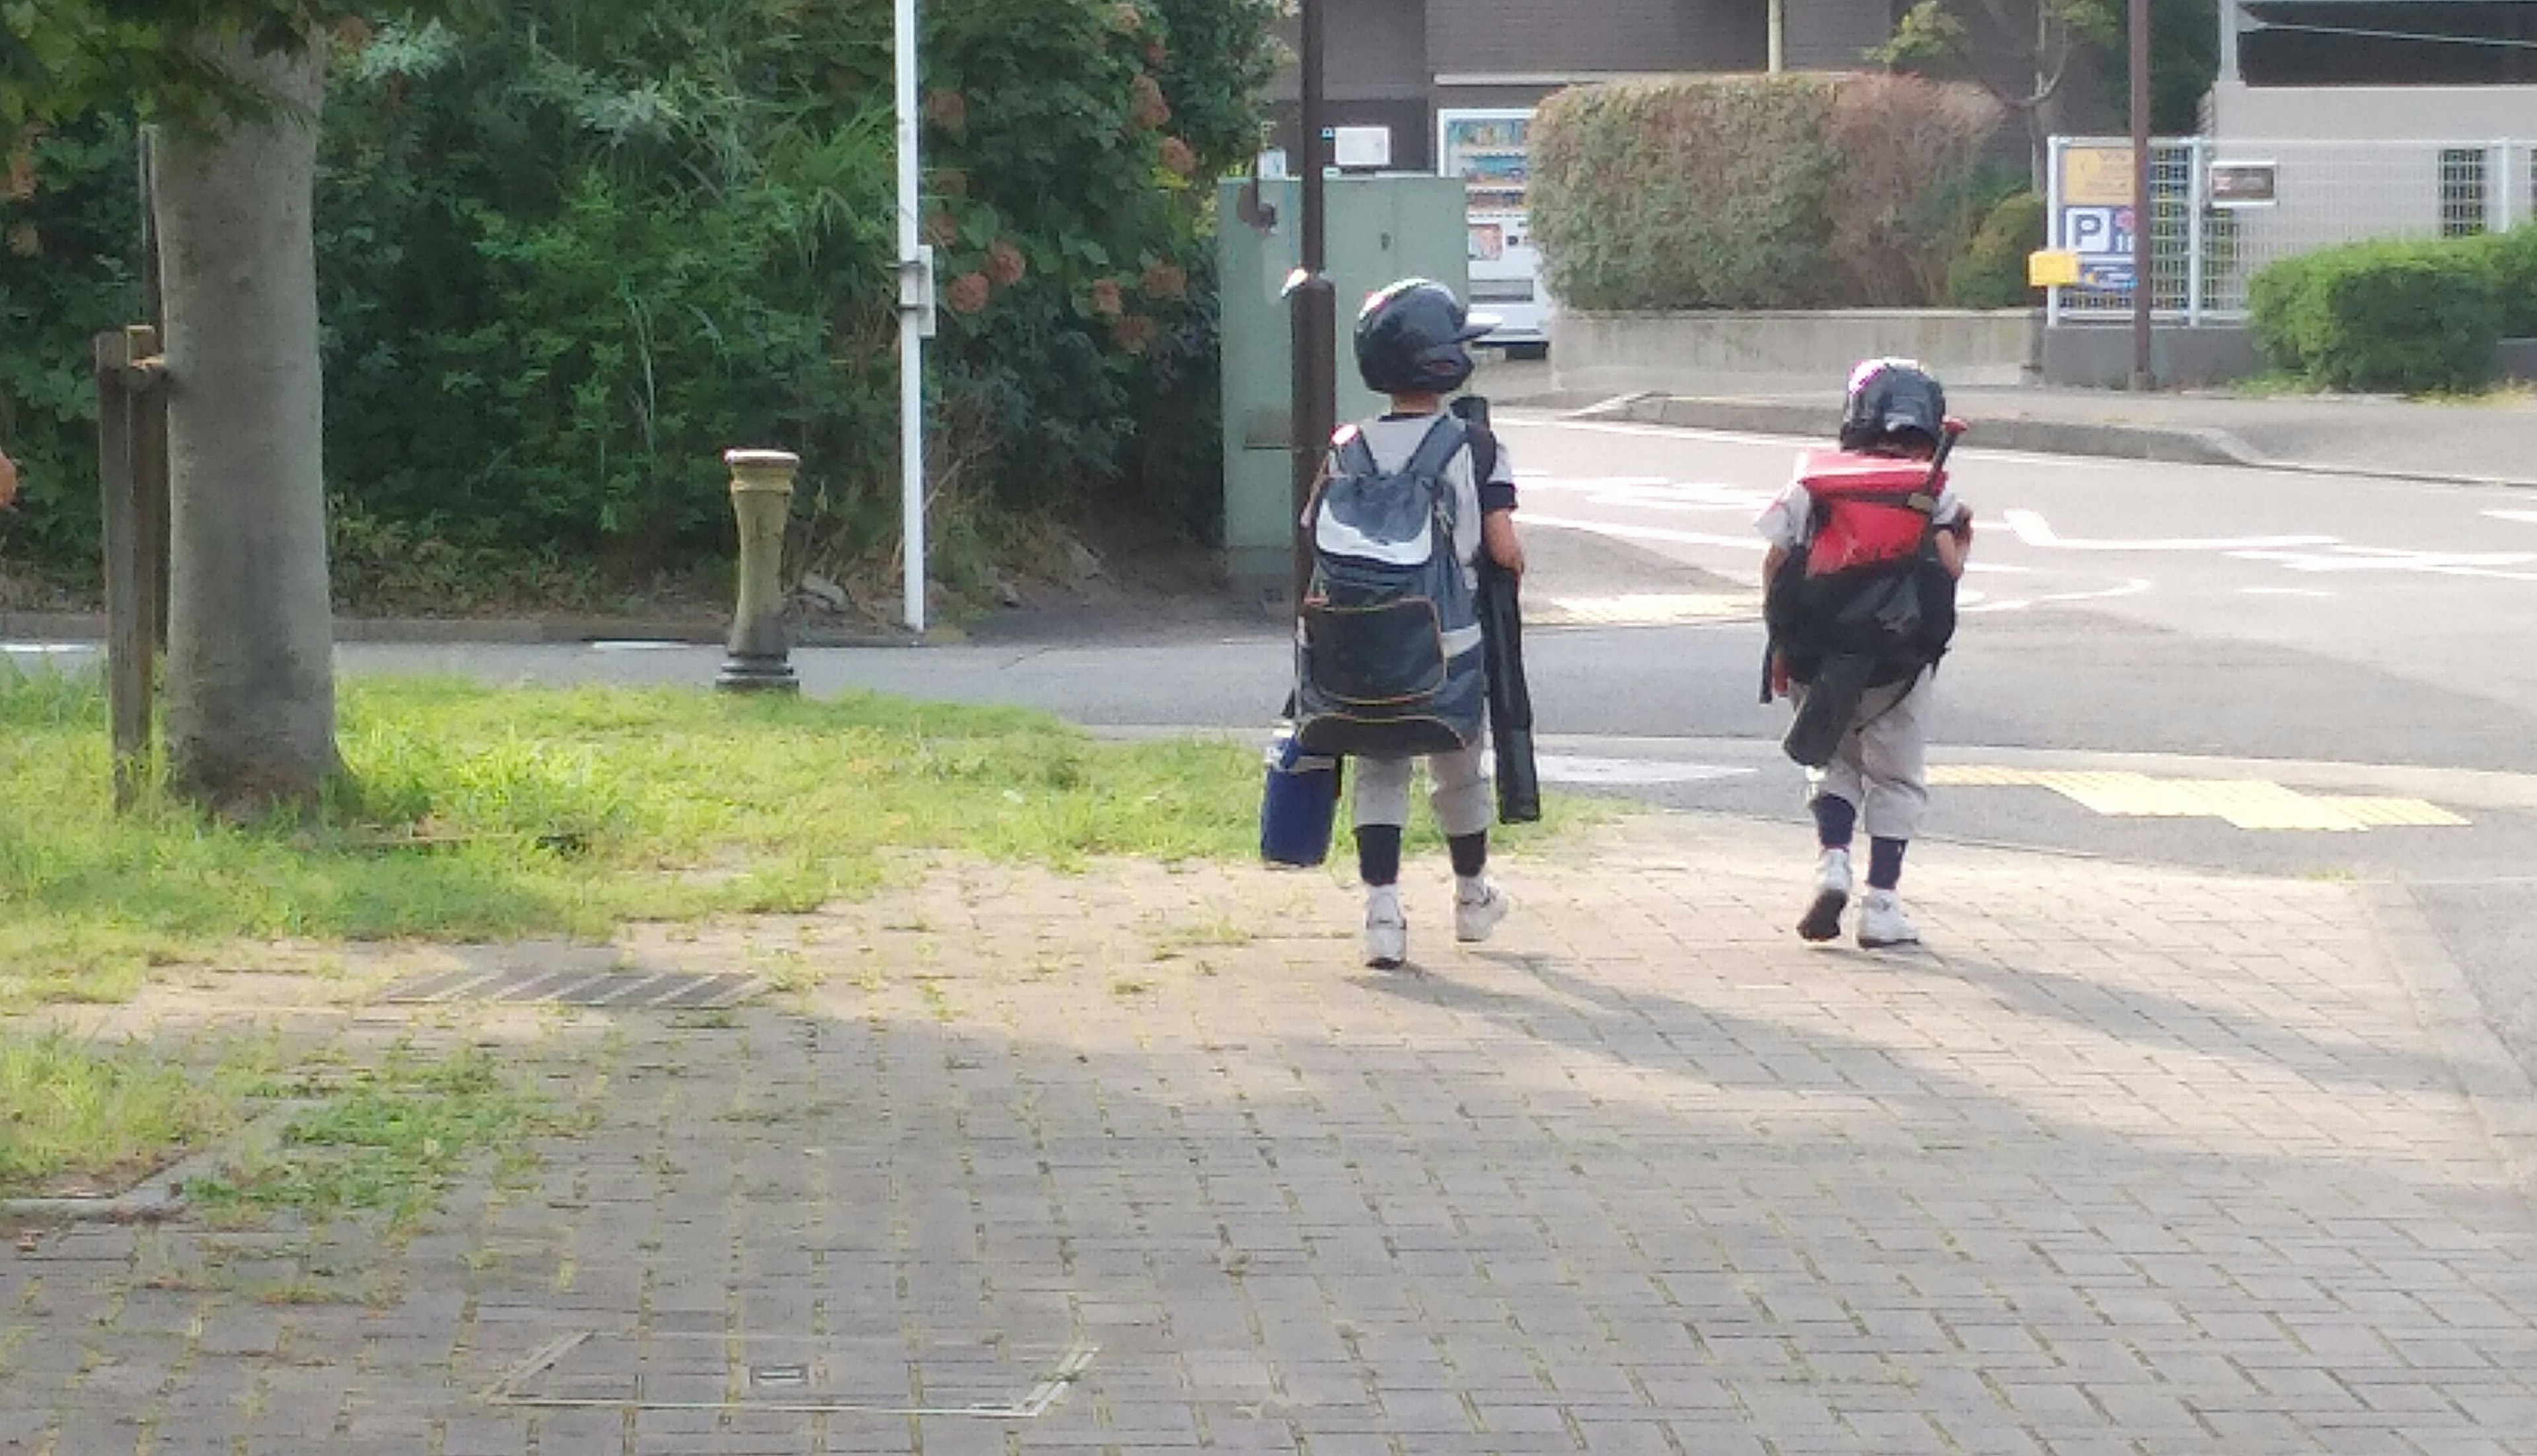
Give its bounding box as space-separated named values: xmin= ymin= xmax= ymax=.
xmin=1266 ymin=0 xmax=1897 ymax=174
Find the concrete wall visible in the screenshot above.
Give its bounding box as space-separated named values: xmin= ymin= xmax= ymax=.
xmin=2040 ymin=328 xmax=2537 ymax=390
xmin=1551 ymin=309 xmax=2042 ymax=398
xmin=2210 ymin=82 xmax=2537 ymax=141
xmin=2040 ymin=326 xmax=2265 ymax=390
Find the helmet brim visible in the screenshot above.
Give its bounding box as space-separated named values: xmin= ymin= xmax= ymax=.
xmin=1456 ymin=311 xmax=1502 ymax=342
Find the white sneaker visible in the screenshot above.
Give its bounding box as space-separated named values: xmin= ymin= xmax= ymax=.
xmin=1453 ymin=880 xmax=1512 ymax=944
xmin=1857 ymin=889 xmax=1921 ymax=949
xmin=1798 ymin=848 xmax=1851 ymax=943
xmin=1364 ymin=887 xmax=1409 ymax=969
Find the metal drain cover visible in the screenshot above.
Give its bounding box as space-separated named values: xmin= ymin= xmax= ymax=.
xmin=483 ymin=1331 xmax=1095 ymax=1418
xmin=379 ymin=967 xmax=762 ymax=1009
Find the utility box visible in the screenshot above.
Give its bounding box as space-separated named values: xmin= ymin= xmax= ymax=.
xmin=1218 ymin=174 xmax=1471 ymax=598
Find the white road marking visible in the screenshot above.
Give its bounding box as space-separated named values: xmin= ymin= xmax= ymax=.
xmin=2001 ymin=508 xmax=2337 ymax=553
xmin=2238 ymin=586 xmax=2336 ymax=598
xmin=2484 ymin=509 xmax=2537 ymax=527
xmin=1520 ymin=513 xmax=1763 ymax=552
xmin=1961 ymin=579 xmax=2154 ymax=614
xmin=1526 ymin=754 xmax=1757 ymax=787
xmin=2228 ymin=546 xmax=2537 ymax=580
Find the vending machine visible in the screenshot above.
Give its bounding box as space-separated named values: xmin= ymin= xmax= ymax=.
xmin=1436 ymin=107 xmax=1549 ymax=353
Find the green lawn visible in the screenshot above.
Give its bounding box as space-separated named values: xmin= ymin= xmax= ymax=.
xmin=0 ymin=673 xmax=1579 ymax=1202
xmin=0 ymin=674 xmax=1261 ymax=1006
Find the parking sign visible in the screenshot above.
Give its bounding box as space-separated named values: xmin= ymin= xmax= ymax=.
xmin=2062 ymin=205 xmax=2137 ymax=260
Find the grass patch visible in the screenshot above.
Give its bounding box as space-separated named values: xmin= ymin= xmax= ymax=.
xmin=0 ymin=1033 xmax=237 ymax=1199
xmin=0 ymin=673 xmax=1578 ymax=1007
xmin=190 ymin=1047 xmax=557 ymax=1230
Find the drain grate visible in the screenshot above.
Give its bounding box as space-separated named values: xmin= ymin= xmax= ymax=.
xmin=379 ymin=967 xmax=762 ymax=1010
xmin=482 ymin=1331 xmax=1095 ymax=1418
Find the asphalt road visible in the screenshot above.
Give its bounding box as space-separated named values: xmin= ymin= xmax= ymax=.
xmin=11 ymin=410 xmax=2536 ymax=1072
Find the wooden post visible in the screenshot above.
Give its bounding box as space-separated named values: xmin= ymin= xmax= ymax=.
xmin=139 ymin=129 xmax=170 ymax=649
xmin=94 ymin=326 xmax=167 ymax=809
xmin=94 ymin=331 xmax=147 ymax=807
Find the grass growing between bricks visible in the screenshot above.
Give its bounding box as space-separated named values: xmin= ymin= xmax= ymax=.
xmin=0 ymin=673 xmax=1590 ymax=1008
xmin=0 ymin=1033 xmax=235 ymax=1199
xmin=188 ymin=1046 xmax=564 ymax=1231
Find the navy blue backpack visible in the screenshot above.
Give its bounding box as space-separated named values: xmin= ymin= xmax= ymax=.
xmin=1294 ymin=417 xmax=1488 ymax=758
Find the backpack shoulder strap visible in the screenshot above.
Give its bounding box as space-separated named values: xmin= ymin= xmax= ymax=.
xmin=1401 ymin=416 xmax=1469 ymax=489
xmin=1330 ymin=423 xmax=1378 ymax=480
xmin=1467 ymin=424 xmax=1500 ymax=496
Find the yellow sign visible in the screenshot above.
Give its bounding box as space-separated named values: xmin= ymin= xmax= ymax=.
xmin=2028 ymin=250 xmax=2081 ymax=287
xmin=2061 ymin=146 xmax=2134 ymax=207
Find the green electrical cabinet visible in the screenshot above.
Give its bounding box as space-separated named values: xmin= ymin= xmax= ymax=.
xmin=1217 ymin=173 xmax=1471 ymax=596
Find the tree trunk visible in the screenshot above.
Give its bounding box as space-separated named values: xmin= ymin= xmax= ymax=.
xmin=155 ymin=35 xmax=342 ymax=813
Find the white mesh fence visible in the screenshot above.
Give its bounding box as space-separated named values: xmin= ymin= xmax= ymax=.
xmin=2047 ymin=136 xmax=2535 ymax=324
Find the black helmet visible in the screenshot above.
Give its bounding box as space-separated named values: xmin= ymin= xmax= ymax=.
xmin=1839 ymin=358 xmax=1946 ymax=452
xmin=1354 ymin=279 xmax=1497 ymax=395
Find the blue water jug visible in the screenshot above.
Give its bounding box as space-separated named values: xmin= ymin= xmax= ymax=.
xmin=1260 ymin=719 xmax=1341 ymax=868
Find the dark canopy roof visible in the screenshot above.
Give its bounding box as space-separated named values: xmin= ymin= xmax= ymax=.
xmin=2242 ymin=0 xmax=2537 ymax=85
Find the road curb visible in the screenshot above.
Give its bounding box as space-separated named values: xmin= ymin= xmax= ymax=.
xmin=1597 ymin=394 xmax=2537 ymax=489
xmin=2362 ymin=881 xmax=2537 ymax=1200
xmin=0 ymin=613 xmax=929 ymax=649
xmin=1607 ymin=395 xmax=2256 ymax=469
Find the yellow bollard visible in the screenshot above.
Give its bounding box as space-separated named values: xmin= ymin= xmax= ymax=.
xmin=716 ymin=449 xmax=802 ymax=694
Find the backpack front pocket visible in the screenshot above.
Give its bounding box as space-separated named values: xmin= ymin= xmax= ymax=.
xmin=1304 ymin=597 xmax=1448 ymax=706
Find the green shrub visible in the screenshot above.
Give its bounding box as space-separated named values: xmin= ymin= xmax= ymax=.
xmin=1824 ymin=75 xmax=2007 ymax=306
xmin=2249 ymin=238 xmax=2501 ymax=394
xmin=1946 ymin=191 xmax=2045 ymax=310
xmin=2464 ymin=225 xmax=2537 ymax=339
xmin=1531 ymin=73 xmax=2003 ymax=312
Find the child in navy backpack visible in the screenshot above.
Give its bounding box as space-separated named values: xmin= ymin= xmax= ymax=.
xmin=1315 ymin=279 xmax=1525 ymax=969
xmin=1757 ymin=359 xmax=1973 ymax=949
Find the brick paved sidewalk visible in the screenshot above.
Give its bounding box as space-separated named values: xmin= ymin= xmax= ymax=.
xmin=7 ymin=813 xmax=2537 ymax=1455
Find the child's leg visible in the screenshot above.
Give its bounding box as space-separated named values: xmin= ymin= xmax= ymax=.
xmin=1353 ymin=755 xmax=1415 ymax=968
xmin=1352 ymin=755 xmax=1415 ymax=885
xmin=1426 ymin=741 xmax=1494 ymax=885
xmin=1795 ymin=689 xmax=1866 ymax=942
xmin=1802 ymin=689 xmax=1867 ymax=849
xmin=1856 ymin=678 xmax=1932 ymax=891
xmin=1428 ymin=741 xmax=1509 ymax=942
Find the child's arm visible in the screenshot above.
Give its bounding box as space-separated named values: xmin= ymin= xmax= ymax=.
xmin=1934 ymin=510 xmax=1972 ymax=579
xmin=1483 ymin=508 xmax=1523 ymax=575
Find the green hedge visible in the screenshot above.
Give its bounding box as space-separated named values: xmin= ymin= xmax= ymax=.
xmin=1946 ymin=191 xmax=2045 ymax=310
xmin=2467 ymin=225 xmax=2537 ymax=339
xmin=2250 ymin=237 xmax=2505 ymax=394
xmin=1531 ymin=73 xmax=2003 ymax=312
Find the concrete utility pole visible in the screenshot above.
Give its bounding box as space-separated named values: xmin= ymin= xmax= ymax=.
xmin=1769 ymin=0 xmax=1786 ymax=73
xmin=1288 ymin=0 xmax=1337 ymax=611
xmin=895 ymin=0 xmax=932 ymax=632
xmin=2130 ymin=0 xmax=2154 ymax=391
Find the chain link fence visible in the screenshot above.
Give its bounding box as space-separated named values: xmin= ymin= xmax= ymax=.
xmin=2048 ymin=137 xmax=2536 ymax=325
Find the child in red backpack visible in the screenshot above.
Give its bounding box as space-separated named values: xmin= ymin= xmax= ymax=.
xmin=1756 ymin=359 xmax=1972 ymax=948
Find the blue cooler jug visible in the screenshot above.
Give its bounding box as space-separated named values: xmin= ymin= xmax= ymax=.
xmin=1260 ymin=719 xmax=1341 ymax=867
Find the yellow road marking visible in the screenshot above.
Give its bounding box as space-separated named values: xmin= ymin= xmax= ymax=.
xmin=1927 ymin=767 xmax=2468 ymax=832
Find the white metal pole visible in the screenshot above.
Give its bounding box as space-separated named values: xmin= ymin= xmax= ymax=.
xmin=896 ymin=0 xmax=928 ymax=635
xmin=2187 ymin=137 xmax=2207 ymax=328
xmin=2046 ymin=136 xmax=2064 ymax=328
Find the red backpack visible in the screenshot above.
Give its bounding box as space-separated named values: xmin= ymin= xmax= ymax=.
xmin=1793 ymin=450 xmax=1946 ymax=576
